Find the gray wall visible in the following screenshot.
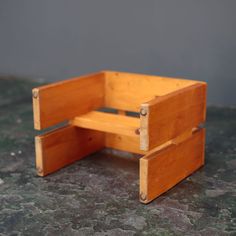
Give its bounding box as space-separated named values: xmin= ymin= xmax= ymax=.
xmin=0 ymin=1 xmax=236 ymax=106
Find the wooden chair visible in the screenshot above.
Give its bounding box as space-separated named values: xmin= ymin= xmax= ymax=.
xmin=32 ymin=71 xmax=207 ymax=203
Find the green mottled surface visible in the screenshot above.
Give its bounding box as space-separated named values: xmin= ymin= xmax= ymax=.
xmin=0 ymin=77 xmax=235 ymax=236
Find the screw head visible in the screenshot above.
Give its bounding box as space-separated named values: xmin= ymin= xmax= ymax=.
xmin=140 ymin=192 xmax=147 ymax=202
xmin=32 ymin=90 xmax=38 ymax=98
xmin=140 ymin=108 xmax=147 ymax=116
xmin=36 ymin=167 xmax=43 ymax=175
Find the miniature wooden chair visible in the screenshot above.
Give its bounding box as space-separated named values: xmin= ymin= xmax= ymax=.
xmin=33 ymin=71 xmax=207 ymax=203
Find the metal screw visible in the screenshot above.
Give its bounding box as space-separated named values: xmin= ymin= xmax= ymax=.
xmin=37 ymin=167 xmax=43 ymax=175
xmin=140 ymin=192 xmax=147 ymax=202
xmin=140 ymin=108 xmax=147 ymax=116
xmin=32 ymin=90 xmax=38 ymax=99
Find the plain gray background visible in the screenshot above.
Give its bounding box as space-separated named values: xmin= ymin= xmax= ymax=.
xmin=0 ymin=1 xmax=235 ymax=106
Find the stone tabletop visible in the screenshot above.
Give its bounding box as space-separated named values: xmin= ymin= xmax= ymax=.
xmin=0 ymin=77 xmax=235 ymax=235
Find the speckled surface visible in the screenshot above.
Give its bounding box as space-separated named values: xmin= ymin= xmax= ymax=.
xmin=0 ymin=77 xmax=235 ymax=236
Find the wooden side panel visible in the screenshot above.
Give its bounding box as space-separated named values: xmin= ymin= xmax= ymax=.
xmin=104 ymin=71 xmax=199 ymax=112
xmin=140 ymin=83 xmax=207 ymax=151
xmin=33 ymin=72 xmax=105 ymax=130
xmin=35 ymin=125 xmax=105 ymax=176
xmin=71 ymin=111 xmax=140 ymax=137
xmin=140 ymin=128 xmax=205 ymax=204
xmin=105 ymin=133 xmax=145 ymax=155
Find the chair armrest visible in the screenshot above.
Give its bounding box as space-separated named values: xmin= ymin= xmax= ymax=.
xmin=140 ymin=83 xmax=207 ymax=151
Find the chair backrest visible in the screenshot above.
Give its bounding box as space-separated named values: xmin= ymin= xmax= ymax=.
xmin=104 ymin=71 xmax=199 ymax=112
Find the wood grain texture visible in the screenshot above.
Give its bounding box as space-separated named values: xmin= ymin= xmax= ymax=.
xmin=140 ymin=83 xmax=207 ymax=151
xmin=35 ymin=125 xmax=105 ymax=176
xmin=104 ymin=71 xmax=199 ymax=112
xmin=71 ymin=111 xmax=140 ymax=137
xmin=139 ymin=128 xmax=205 ymax=204
xmin=105 ymin=133 xmax=145 ymax=154
xmin=33 ymin=72 xmax=105 ymax=130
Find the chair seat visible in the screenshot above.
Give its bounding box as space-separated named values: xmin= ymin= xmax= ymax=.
xmin=71 ymin=111 xmax=140 ymax=137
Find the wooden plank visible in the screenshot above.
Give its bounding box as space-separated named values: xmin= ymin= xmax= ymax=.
xmin=139 ymin=128 xmax=205 ymax=204
xmin=33 ymin=72 xmax=105 ymax=130
xmin=105 ymin=133 xmax=145 ymax=155
xmin=104 ymin=71 xmax=200 ymax=112
xmin=35 ymin=125 xmax=105 ymax=176
xmin=71 ymin=111 xmax=140 ymax=137
xmin=140 ymin=83 xmax=207 ymax=151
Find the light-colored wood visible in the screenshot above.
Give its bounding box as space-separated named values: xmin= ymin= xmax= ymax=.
xmin=140 ymin=83 xmax=207 ymax=151
xmin=33 ymin=72 xmax=105 ymax=130
xmin=140 ymin=105 xmax=149 ymax=151
xmin=104 ymin=71 xmax=201 ymax=112
xmin=105 ymin=133 xmax=145 ymax=154
xmin=139 ymin=128 xmax=205 ymax=204
xmin=35 ymin=125 xmax=105 ymax=176
xmin=71 ymin=111 xmax=140 ymax=137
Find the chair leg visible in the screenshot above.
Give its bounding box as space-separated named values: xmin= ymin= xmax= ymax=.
xmin=35 ymin=125 xmax=105 ymax=176
xmin=139 ymin=128 xmax=205 ymax=204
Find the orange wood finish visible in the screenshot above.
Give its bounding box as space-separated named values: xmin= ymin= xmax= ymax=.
xmin=139 ymin=128 xmax=205 ymax=204
xmin=105 ymin=133 xmax=145 ymax=155
xmin=140 ymin=83 xmax=207 ymax=151
xmin=71 ymin=111 xmax=140 ymax=137
xmin=33 ymin=72 xmax=105 ymax=130
xmin=104 ymin=71 xmax=200 ymax=112
xmin=35 ymin=125 xmax=105 ymax=176
xmin=32 ymin=70 xmax=207 ymax=204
